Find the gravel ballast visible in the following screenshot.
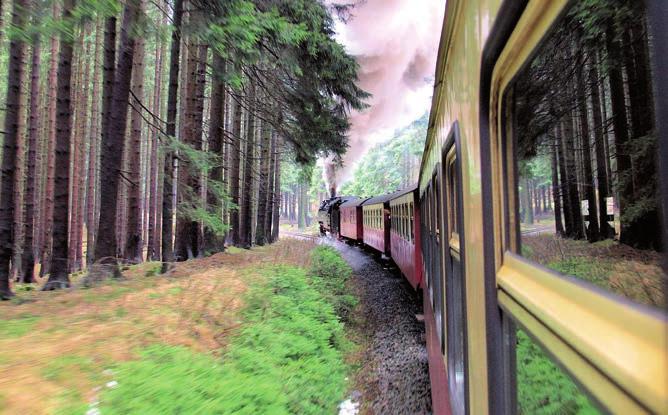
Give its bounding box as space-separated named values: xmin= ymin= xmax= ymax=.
xmin=329 ymin=239 xmax=432 ymax=414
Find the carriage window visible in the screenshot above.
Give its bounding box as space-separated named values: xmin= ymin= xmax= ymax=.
xmin=505 ymin=0 xmax=664 ymax=412
xmin=404 ymin=204 xmax=409 ymax=240
xmin=408 ymin=202 xmax=415 ymax=242
xmin=507 ymin=0 xmax=665 ymax=310
xmin=447 ymin=160 xmax=458 ymax=237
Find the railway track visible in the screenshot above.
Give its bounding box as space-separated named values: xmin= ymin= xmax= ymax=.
xmin=280 ymin=230 xmax=321 ymax=240
xmin=520 ymin=224 xmax=554 ymax=236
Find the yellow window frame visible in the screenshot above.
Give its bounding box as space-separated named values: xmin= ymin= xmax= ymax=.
xmin=490 ymin=1 xmax=667 ymax=413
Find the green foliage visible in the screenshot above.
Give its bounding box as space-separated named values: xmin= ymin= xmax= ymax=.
xmin=309 ymin=245 xmax=357 ymax=321
xmin=517 ymin=330 xmax=598 ymax=414
xmin=0 ymin=314 xmax=41 ymax=338
xmin=100 ymin=264 xmax=351 ymax=414
xmin=52 ymin=390 xmax=89 ymax=415
xmin=201 ymin=0 xmax=368 ymax=165
xmin=162 ymin=136 xmax=233 ymax=238
xmin=340 ymin=113 xmax=427 ymax=197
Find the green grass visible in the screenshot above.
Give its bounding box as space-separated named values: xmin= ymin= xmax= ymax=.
xmin=547 ymin=256 xmax=613 ymax=289
xmin=83 ymin=286 xmax=132 ymax=303
xmin=0 ymin=314 xmax=41 ymax=338
xmin=98 ymin=248 xmax=355 ymax=414
xmin=51 ymin=390 xmax=89 ymax=415
xmin=517 ymin=330 xmax=598 ymax=414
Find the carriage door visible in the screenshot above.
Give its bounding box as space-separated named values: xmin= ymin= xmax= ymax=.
xmin=442 ymin=141 xmax=467 ymax=415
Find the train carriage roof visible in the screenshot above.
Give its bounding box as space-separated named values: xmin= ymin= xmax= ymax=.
xmin=362 ymin=185 xmax=417 ymax=206
xmin=388 ymin=185 xmax=418 ymax=201
xmin=340 ymin=197 xmax=371 ymax=208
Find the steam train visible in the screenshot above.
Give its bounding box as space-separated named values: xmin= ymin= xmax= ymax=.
xmin=319 ymin=0 xmax=668 ymax=413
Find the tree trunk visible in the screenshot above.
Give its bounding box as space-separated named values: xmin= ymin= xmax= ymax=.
xmin=271 ymin=139 xmax=281 ymax=242
xmin=229 ymin=85 xmax=242 ymax=246
xmin=95 ymin=0 xmax=140 ymax=263
xmin=0 ymin=0 xmax=29 ymax=297
xmin=125 ymin=4 xmax=145 ymax=262
xmin=563 ymin=115 xmax=584 ymax=239
xmin=556 ymin=123 xmax=574 ymax=236
xmin=70 ymin=25 xmax=92 ymax=272
xmin=160 ymin=0 xmax=184 ymax=272
xmin=523 ymin=178 xmax=533 ymax=225
xmin=190 ymin=43 xmax=207 ymax=255
xmin=204 ymin=53 xmax=225 ymax=251
xmin=21 ymin=29 xmax=42 ymax=283
xmin=175 ymin=40 xmax=206 ymax=259
xmin=40 ymin=1 xmax=60 ymax=277
xmin=576 ymin=61 xmax=600 ymax=242
xmin=264 ymin=131 xmax=276 ymax=242
xmin=240 ymin=81 xmax=255 ymax=248
xmin=147 ymin=27 xmax=164 ymax=261
xmin=255 ymin=122 xmax=270 ymax=245
xmin=618 ymin=22 xmax=660 ymax=248
xmin=44 ymin=0 xmax=76 ymax=290
xmin=589 ymin=55 xmax=612 ymax=240
xmin=86 ymin=18 xmax=104 ymax=265
xmin=551 ymin=135 xmax=564 ymax=235
xmin=606 ymin=28 xmax=634 ymax=245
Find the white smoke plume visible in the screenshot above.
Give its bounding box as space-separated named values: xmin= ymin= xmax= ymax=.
xmin=325 ymin=0 xmax=446 ymax=193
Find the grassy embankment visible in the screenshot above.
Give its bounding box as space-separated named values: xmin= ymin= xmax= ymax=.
xmin=516 ymin=234 xmax=665 ymax=414
xmin=0 ymin=241 xmax=360 ymax=414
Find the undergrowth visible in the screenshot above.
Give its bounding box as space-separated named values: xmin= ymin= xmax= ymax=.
xmin=517 ymin=330 xmax=598 ymax=414
xmin=309 ymin=245 xmax=358 ymax=321
xmin=99 ymin=247 xmax=356 ymax=414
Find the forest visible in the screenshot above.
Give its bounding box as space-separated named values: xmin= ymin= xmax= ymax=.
xmin=340 ymin=113 xmax=426 ymax=197
xmin=513 ymin=0 xmax=661 ymax=250
xmin=0 ymin=0 xmax=367 ymax=299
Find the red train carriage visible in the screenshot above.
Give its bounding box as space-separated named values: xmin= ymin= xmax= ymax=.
xmin=388 ymin=187 xmax=423 ymax=290
xmin=361 ymin=194 xmax=393 ymax=256
xmin=339 ymin=197 xmax=370 ymax=242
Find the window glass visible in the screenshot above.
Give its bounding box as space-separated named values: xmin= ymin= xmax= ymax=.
xmin=403 ymin=204 xmax=408 ymax=239
xmin=408 ymin=202 xmax=414 ymax=242
xmin=507 ymin=0 xmax=665 ymax=309
xmin=516 ymin=328 xmax=597 ymax=414
xmin=447 ymin=160 xmax=458 ymax=237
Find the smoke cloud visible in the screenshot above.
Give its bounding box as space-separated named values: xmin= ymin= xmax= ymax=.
xmin=325 ymin=0 xmax=445 ymax=192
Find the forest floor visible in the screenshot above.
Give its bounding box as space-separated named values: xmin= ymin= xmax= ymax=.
xmin=0 ymin=239 xmax=360 ymax=414
xmin=522 ymin=234 xmax=665 ymax=308
xmin=279 ymin=221 xmax=321 ymax=236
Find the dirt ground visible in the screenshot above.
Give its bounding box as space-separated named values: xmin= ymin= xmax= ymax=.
xmin=0 ymin=239 xmax=316 ymax=414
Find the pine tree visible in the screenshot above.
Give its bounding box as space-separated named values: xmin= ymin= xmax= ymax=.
xmin=21 ymin=22 xmax=42 ymax=282
xmin=0 ymin=0 xmax=29 ymax=298
xmin=43 ymin=0 xmax=76 ymax=290
xmin=160 ymin=0 xmax=184 ymax=272
xmin=95 ymin=0 xmax=141 ymax=264
xmin=125 ymin=0 xmax=146 ymax=262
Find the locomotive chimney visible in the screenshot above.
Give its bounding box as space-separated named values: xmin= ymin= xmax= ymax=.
xmin=330 ymin=187 xmax=336 ymax=198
